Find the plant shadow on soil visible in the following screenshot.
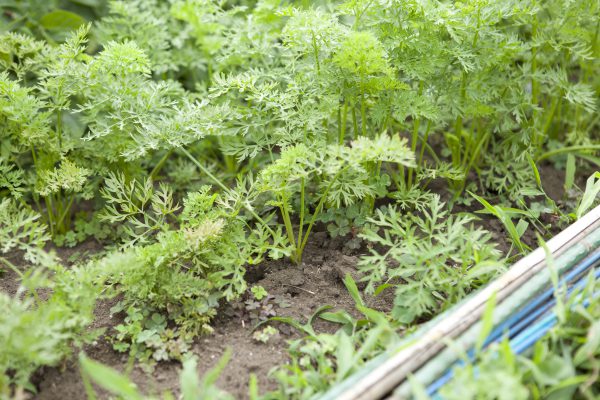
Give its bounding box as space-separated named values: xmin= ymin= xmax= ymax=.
xmin=1 ymin=163 xmax=575 ymax=400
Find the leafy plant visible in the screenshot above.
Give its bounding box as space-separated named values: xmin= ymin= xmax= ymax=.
xmin=99 ymin=184 xmax=273 ymax=362
xmin=359 ymin=196 xmax=503 ymax=324
xmin=268 ymin=274 xmax=401 ymax=399
xmin=100 ymin=172 xmax=180 ymax=247
xmin=251 ymin=285 xmax=268 ymax=301
xmin=1 ymin=0 xmax=600 ymax=398
xmin=229 ymin=290 xmax=291 ymax=327
xmin=319 ymin=202 xmax=374 ymax=250
xmin=426 ymin=273 xmax=600 ymax=400
xmin=0 ymin=261 xmax=101 ymax=395
xmin=470 ymin=192 xmax=532 ymax=256
xmin=257 ymin=134 xmax=414 ymax=264
xmin=253 ymin=326 xmax=279 ymax=343
xmin=0 ymin=199 xmax=50 ymax=267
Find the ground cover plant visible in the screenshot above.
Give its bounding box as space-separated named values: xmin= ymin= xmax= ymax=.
xmin=0 ymin=0 xmax=599 ymax=398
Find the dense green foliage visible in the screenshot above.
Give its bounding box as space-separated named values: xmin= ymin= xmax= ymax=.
xmin=359 ymin=195 xmax=502 ymax=324
xmin=0 ymin=0 xmax=599 ymax=398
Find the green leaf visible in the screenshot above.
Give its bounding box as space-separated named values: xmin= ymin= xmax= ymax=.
xmin=181 ymin=357 xmax=200 ymax=400
xmin=343 ymin=273 xmax=365 ymax=308
xmin=374 ymin=283 xmax=393 ymax=296
xmin=40 ymin=10 xmax=86 ymax=32
xmin=574 ymin=320 xmax=600 ymax=365
xmin=249 ymin=374 xmax=259 ymax=400
xmin=199 ymin=349 xmax=231 ymax=389
xmin=79 ymin=354 xmax=143 ymax=400
xmin=68 ymin=0 xmax=102 ymax=6
xmin=526 ymin=153 xmax=543 ymax=190
xmin=516 ymin=219 xmax=529 ymax=238
xmin=576 ymin=172 xmax=600 ymax=219
xmin=357 ymin=304 xmax=388 ymax=325
xmin=565 ymin=154 xmax=576 ymax=191
xmin=475 ymin=292 xmax=496 ymax=354
xmin=335 ymin=331 xmax=354 ymax=379
xmin=319 ymin=310 xmax=355 ymax=325
xmin=470 ymin=192 xmax=529 ymax=253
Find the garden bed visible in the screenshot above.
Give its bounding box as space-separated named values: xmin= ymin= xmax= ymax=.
xmin=2 ymin=166 xmax=572 ymax=400
xmin=1 ymin=1 xmax=599 ymax=399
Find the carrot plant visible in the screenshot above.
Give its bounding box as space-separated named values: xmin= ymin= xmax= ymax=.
xmin=0 ymin=256 xmax=102 ymax=394
xmin=359 ymin=195 xmax=502 ymax=324
xmin=257 ymin=135 xmax=414 ymax=264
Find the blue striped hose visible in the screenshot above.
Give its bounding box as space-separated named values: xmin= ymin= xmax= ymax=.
xmin=428 ymin=277 xmax=598 ymax=398
xmin=484 ymin=248 xmax=600 ymax=346
xmin=426 ymin=250 xmax=600 ymax=397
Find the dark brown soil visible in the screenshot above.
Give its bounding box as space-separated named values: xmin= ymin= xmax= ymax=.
xmin=1 ymin=167 xmax=578 ymax=400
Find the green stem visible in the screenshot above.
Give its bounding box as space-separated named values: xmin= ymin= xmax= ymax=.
xmin=312 ymin=32 xmax=321 ymax=74
xmin=182 ymin=147 xmax=277 ymax=238
xmin=149 ymin=149 xmax=174 ymax=181
xmin=452 ymin=9 xmax=480 ymax=168
xmin=531 ymin=13 xmax=539 ymax=107
xmin=537 ymin=145 xmax=600 ymax=162
xmin=407 ymin=112 xmax=422 ymax=187
xmin=369 ymin=161 xmax=383 ymax=213
xmin=418 ymin=120 xmax=432 ymax=167
xmin=360 ymin=95 xmax=367 ymax=137
xmin=584 ymin=19 xmax=600 ymax=82
xmin=44 ymin=196 xmax=55 ymax=237
xmin=30 ymin=146 xmax=37 ymax=165
xmin=280 ymin=196 xmax=297 ymax=255
xmin=352 ymin=106 xmax=359 ymax=140
xmin=453 ymin=74 xmax=467 ymax=167
xmin=181 ymin=147 xmax=228 ymax=192
xmin=455 ymin=130 xmax=491 ymax=197
xmin=540 ymin=96 xmax=560 ymax=143
xmin=297 ymin=177 xmax=305 ymax=250
xmin=387 ymin=164 xmax=402 ymax=191
xmin=55 ymin=194 xmax=75 ymax=230
xmin=398 ymin=165 xmax=405 ymax=188
xmin=56 ymin=107 xmax=63 ymax=153
xmin=53 ymin=192 xmax=64 ymax=233
xmin=0 ymin=256 xmax=23 ymax=278
xmin=207 ymin=61 xmax=213 ymax=87
xmin=339 ymin=100 xmax=348 ymax=144
xmin=337 ymin=104 xmax=342 ymax=145
xmin=461 ymin=121 xmax=477 ymax=170
xmin=296 ymin=166 xmax=349 ymax=263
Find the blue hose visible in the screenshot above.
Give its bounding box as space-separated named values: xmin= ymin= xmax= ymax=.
xmin=427 ymin=269 xmax=599 ymax=396
xmin=484 ymin=248 xmax=600 ymax=346
xmin=425 ymin=249 xmax=600 ymax=397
